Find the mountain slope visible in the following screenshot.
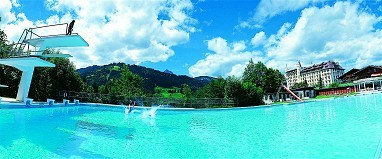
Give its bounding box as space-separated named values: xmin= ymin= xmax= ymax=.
xmin=77 ymin=63 xmax=213 ymax=92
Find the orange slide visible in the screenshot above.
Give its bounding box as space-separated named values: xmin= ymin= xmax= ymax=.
xmin=282 ymin=85 xmax=303 ymax=102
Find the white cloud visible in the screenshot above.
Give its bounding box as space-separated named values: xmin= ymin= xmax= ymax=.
xmin=10 ymin=0 xmax=20 ymax=7
xmin=0 ymin=0 xmax=16 ymax=27
xmin=251 ymin=31 xmax=266 ymax=47
xmin=238 ymin=0 xmax=325 ymax=29
xmin=191 ymin=1 xmax=382 ymax=77
xmin=1 ymin=0 xmax=197 ymax=68
xmin=265 ymin=1 xmax=382 ymax=71
xmin=189 ymin=37 xmax=264 ymax=77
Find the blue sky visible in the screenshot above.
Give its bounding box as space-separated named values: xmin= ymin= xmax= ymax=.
xmin=1 ymin=0 xmax=382 ymax=77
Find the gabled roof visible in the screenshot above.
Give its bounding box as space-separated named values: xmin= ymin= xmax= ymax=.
xmin=352 ymin=65 xmax=382 ymax=75
xmin=286 ymin=68 xmax=297 ymax=73
xmin=301 ymin=61 xmax=344 ymax=73
xmin=286 ymin=61 xmax=344 ymax=73
xmin=338 ymin=65 xmax=382 ymax=80
xmin=338 ymin=68 xmax=360 ymax=80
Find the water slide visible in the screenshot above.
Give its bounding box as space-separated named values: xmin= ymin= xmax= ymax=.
xmin=281 ymin=85 xmax=303 ymax=102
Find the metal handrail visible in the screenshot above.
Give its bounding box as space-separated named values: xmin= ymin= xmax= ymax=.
xmin=39 ymin=33 xmax=78 ymax=38
xmin=28 ymin=29 xmax=41 ymax=38
xmin=29 ymin=23 xmax=68 ymax=30
xmin=57 ymin=90 xmax=237 ymax=108
xmin=1 ymin=22 xmax=76 ymax=58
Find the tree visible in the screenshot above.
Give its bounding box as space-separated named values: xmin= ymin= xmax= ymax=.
xmin=207 ymin=77 xmax=226 ymax=98
xmin=92 ymin=82 xmax=99 ymax=93
xmin=253 ymin=61 xmax=268 ymax=87
xmin=0 ymin=17 xmax=12 ymax=58
xmin=0 ymin=21 xmax=23 ymax=97
xmin=0 ymin=65 xmax=21 ymax=97
xmin=194 ymin=76 xmax=226 ymax=98
xmin=303 ymin=80 xmax=308 ymax=87
xmin=194 ymin=85 xmax=212 ymax=98
xmin=243 ymin=59 xmax=283 ymax=93
xmin=242 ymin=60 xmax=267 ymax=88
xmin=224 ymin=76 xmax=243 ymax=101
xmin=29 ymin=49 xmax=88 ymax=101
xmin=107 ymin=66 xmax=144 ymax=97
xmin=181 ymin=84 xmax=192 ymax=98
xmin=242 ymin=59 xmax=255 ymax=83
xmin=318 ymin=75 xmax=324 ymax=89
xmin=291 ymin=80 xmax=308 ymax=89
xmin=262 ymin=68 xmax=285 ymax=93
xmin=328 ymin=81 xmax=340 ymax=88
xmin=98 ymin=85 xmax=107 ymax=94
xmin=224 ymin=76 xmax=264 ymax=106
xmin=241 ymin=81 xmax=264 ymax=106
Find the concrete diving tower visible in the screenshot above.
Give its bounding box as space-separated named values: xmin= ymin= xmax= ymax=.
xmin=0 ymin=22 xmax=89 ymax=102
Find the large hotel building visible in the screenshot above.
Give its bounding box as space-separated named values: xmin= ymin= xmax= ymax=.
xmin=285 ymin=61 xmax=345 ymax=88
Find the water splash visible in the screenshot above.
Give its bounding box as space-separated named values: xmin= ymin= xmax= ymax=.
xmin=141 ymin=106 xmax=160 ymax=119
xmin=140 ymin=106 xmax=160 ymax=126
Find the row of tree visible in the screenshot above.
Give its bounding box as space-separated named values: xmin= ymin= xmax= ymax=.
xmin=191 ymin=59 xmax=285 ymax=106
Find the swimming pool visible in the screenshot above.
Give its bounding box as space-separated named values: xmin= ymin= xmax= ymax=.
xmin=1 ymin=94 xmax=382 ymax=158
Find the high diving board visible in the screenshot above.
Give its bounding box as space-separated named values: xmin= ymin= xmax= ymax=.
xmin=31 ymin=54 xmax=73 ymax=58
xmin=2 ymin=22 xmax=89 ymax=102
xmin=26 ymin=34 xmax=89 ymax=53
xmin=0 ymin=57 xmax=55 ymax=70
xmin=0 ymin=57 xmax=55 ymax=102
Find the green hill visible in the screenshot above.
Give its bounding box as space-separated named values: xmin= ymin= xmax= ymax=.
xmin=77 ymin=63 xmax=214 ymax=93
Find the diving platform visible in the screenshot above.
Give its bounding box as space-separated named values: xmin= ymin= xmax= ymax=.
xmin=0 ymin=22 xmax=89 ymax=102
xmin=27 ymin=34 xmax=89 ymax=53
xmin=0 ymin=57 xmax=55 ymax=101
xmin=0 ymin=57 xmax=55 ymax=68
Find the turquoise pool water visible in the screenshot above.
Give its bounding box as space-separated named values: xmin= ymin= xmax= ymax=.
xmin=1 ymin=94 xmax=382 ymax=158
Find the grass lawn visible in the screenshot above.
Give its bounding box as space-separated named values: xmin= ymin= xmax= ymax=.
xmin=314 ymin=92 xmax=358 ymax=99
xmin=160 ymin=92 xmax=184 ymax=98
xmin=155 ymin=86 xmax=184 ymax=98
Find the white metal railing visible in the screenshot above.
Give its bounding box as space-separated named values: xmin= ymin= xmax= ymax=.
xmin=2 ymin=22 xmax=79 ymax=58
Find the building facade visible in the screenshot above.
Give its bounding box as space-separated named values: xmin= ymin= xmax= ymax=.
xmin=285 ymin=61 xmax=345 ymax=88
xmin=338 ymin=65 xmax=382 ymax=83
xmin=338 ymin=65 xmax=382 ymax=92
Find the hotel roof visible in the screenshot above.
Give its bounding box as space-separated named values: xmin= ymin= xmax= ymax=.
xmin=286 ymin=61 xmax=344 ymax=73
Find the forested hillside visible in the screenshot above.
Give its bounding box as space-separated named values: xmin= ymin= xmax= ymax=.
xmin=77 ymin=63 xmax=214 ymax=93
